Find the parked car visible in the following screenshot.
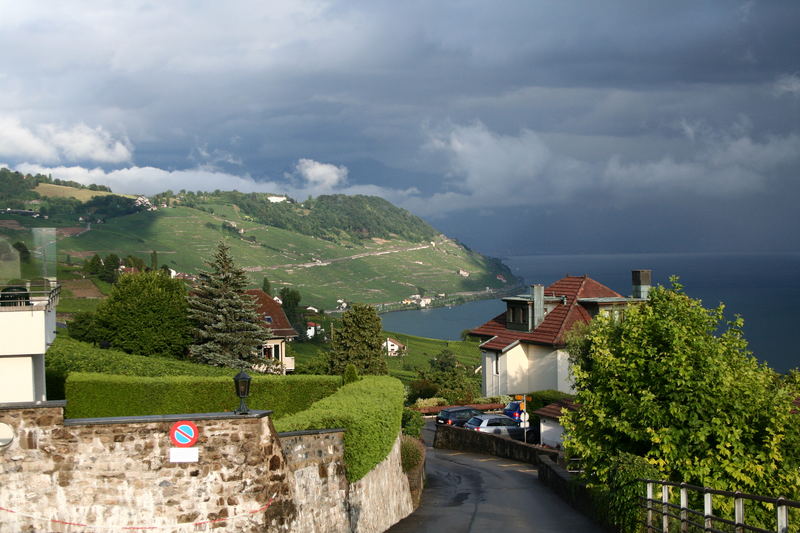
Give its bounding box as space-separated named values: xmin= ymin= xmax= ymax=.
xmin=464 ymin=414 xmax=533 ymax=441
xmin=436 ymin=406 xmax=484 ymax=427
xmin=503 ymin=401 xmax=525 ymax=421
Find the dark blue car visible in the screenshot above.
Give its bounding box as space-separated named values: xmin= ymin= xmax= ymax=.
xmin=503 ymin=401 xmax=525 ymax=421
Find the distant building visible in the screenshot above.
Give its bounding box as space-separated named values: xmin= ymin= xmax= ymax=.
xmin=383 ymin=337 xmax=406 ymax=356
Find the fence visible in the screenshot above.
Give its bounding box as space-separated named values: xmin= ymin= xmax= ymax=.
xmin=641 ymin=479 xmax=800 ymax=533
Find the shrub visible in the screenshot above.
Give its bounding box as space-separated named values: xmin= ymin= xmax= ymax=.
xmin=342 ymin=363 xmax=360 ymax=385
xmin=46 ymin=336 xmax=232 ymax=399
xmin=274 ymin=376 xmax=404 ymax=482
xmin=65 ymin=372 xmax=340 ymax=419
xmin=603 ymin=453 xmax=661 ymax=533
xmin=472 ymin=395 xmax=512 ymax=405
xmin=407 ymin=378 xmax=439 ymax=402
xmin=401 ymin=408 xmax=424 ymax=438
xmin=412 ymin=397 xmax=448 ymax=408
xmin=400 ymin=435 xmax=424 ymax=473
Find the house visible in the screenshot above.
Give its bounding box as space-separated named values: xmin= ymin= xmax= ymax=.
xmin=382 ymin=337 xmax=406 ymax=356
xmin=0 ymin=279 xmax=60 ymax=403
xmin=533 ymin=399 xmax=579 ymax=448
xmin=470 ymin=270 xmax=651 ymax=397
xmin=306 ymin=321 xmax=322 ymax=339
xmin=245 ymin=289 xmax=298 ymax=374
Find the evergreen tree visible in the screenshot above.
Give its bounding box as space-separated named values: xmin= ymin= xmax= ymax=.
xmin=327 ymin=304 xmax=387 ymax=375
xmin=187 ymin=241 xmax=266 ymax=368
xmin=150 ymin=250 xmax=158 ymax=270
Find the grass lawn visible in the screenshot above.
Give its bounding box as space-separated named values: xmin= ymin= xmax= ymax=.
xmin=287 ymin=331 xmax=481 ymax=384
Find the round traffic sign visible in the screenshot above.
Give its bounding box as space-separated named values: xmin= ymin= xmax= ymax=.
xmin=169 ymin=421 xmax=199 ymax=448
xmin=520 ymin=411 xmax=530 ymax=422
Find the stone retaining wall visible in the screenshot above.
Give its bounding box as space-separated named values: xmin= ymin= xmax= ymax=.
xmin=0 ymin=401 xmax=294 ymax=532
xmin=433 ymin=423 xmax=559 ymax=464
xmin=0 ymin=402 xmax=414 ymax=533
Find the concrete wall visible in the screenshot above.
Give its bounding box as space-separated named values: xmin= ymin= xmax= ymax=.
xmin=0 ymin=402 xmax=414 ymax=533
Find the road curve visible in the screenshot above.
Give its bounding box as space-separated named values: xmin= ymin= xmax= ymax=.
xmin=388 ymin=422 xmax=603 ymax=533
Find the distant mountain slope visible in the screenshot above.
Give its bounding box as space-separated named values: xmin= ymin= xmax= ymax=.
xmin=0 ymin=172 xmax=519 ymax=308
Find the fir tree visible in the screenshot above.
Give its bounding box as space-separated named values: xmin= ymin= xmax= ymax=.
xmin=327 ymin=304 xmax=387 ymax=375
xmin=187 ymin=241 xmax=266 ymax=368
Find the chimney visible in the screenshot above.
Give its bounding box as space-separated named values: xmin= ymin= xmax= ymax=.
xmin=632 ymin=270 xmax=652 ymax=299
xmin=529 ymin=284 xmax=545 ymax=330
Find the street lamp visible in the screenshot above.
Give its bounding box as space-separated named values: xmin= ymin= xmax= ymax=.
xmin=233 ymin=370 xmax=252 ymax=415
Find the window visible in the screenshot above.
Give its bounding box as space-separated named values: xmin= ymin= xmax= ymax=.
xmin=263 ymin=314 xmax=273 ymax=324
xmin=492 ymin=353 xmax=499 ymax=375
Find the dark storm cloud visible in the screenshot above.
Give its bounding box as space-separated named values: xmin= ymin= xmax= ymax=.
xmin=1 ymin=1 xmax=798 ymax=252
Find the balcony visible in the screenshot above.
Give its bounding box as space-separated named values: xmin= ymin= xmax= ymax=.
xmin=0 ymin=284 xmax=60 ymax=357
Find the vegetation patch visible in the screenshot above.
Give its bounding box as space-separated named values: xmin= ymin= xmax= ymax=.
xmin=64 ymin=372 xmax=340 ymax=419
xmin=273 ymin=376 xmax=404 ymax=482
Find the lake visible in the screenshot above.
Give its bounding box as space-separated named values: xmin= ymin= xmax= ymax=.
xmin=380 ymin=252 xmax=800 ymax=374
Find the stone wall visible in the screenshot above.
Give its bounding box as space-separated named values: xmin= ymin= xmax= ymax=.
xmin=0 ymin=402 xmax=415 ymax=533
xmin=278 ymin=429 xmax=349 ymax=533
xmin=433 ymin=423 xmax=559 ymax=464
xmin=347 ymin=435 xmax=413 ymax=533
xmin=277 ymin=430 xmax=413 ymax=533
xmin=0 ymin=401 xmax=295 ymax=532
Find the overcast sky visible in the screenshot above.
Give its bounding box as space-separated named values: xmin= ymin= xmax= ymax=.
xmin=1 ymin=1 xmax=799 ymax=255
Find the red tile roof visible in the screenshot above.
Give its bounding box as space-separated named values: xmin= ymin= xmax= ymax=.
xmin=245 ymin=289 xmax=298 ymax=339
xmin=470 ymin=275 xmax=622 ymax=350
xmin=533 ymin=399 xmax=579 ymax=420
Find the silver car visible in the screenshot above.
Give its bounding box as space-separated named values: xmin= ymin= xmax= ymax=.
xmin=463 ymin=414 xmax=526 ymax=440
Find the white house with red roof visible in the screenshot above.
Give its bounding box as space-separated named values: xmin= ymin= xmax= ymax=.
xmin=245 ymin=289 xmax=298 ymax=374
xmin=470 ymin=270 xmax=651 ymax=396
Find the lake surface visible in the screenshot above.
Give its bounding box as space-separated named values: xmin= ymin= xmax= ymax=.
xmin=380 ymin=252 xmax=800 ymax=373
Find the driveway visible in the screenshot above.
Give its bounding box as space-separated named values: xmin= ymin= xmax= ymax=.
xmin=388 ymin=421 xmax=604 ymax=533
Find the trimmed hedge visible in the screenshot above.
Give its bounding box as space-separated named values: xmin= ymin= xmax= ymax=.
xmin=65 ymin=373 xmax=341 ymax=419
xmin=46 ymin=336 xmax=232 ymax=399
xmin=274 ymin=376 xmax=404 ymax=482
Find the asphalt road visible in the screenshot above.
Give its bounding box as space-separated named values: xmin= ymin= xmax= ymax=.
xmin=388 ymin=422 xmax=604 ymax=533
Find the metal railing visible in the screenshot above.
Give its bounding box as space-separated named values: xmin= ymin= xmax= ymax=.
xmin=0 ymin=283 xmax=60 ymax=310
xmin=641 ymin=479 xmax=800 ymax=533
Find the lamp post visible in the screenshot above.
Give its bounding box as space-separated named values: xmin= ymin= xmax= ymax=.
xmin=233 ymin=370 xmax=252 ymax=414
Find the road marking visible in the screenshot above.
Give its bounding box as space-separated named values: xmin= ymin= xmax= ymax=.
xmin=519 ymin=469 xmax=537 ymax=473
xmin=477 ymin=458 xmax=496 ymax=462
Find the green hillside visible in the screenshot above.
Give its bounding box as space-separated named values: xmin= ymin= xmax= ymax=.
xmin=1 ymin=171 xmax=519 ymax=309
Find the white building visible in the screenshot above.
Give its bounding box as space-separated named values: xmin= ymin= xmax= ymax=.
xmin=0 ymin=282 xmax=60 ymax=403
xmin=470 ymin=270 xmax=650 ymax=397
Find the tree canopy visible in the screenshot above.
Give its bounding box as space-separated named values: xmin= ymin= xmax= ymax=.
xmin=327 ymin=303 xmax=387 ymax=375
xmin=187 ymin=241 xmax=267 ymax=367
xmin=562 ymin=280 xmax=800 ymax=519
xmin=92 ymin=270 xmax=191 ymax=358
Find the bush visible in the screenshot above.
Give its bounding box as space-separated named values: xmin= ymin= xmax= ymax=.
xmin=400 ymin=435 xmax=424 ymax=473
xmin=401 ymin=408 xmax=424 ymax=438
xmin=343 ymin=363 xmax=359 ymax=385
xmin=407 ymin=378 xmax=439 ymax=402
xmin=472 ymin=395 xmax=512 ymax=405
xmin=604 ymin=453 xmax=661 ymax=533
xmin=412 ymin=397 xmax=448 ymax=408
xmin=46 ymin=336 xmax=233 ymax=399
xmin=274 ymin=376 xmax=404 ymax=482
xmin=65 ymin=372 xmax=341 ymax=419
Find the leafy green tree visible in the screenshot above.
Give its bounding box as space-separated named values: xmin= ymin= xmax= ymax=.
xmin=99 ymin=253 xmax=120 ymax=283
xmin=187 ymin=241 xmax=266 ymax=367
xmin=92 ymin=270 xmax=191 ymax=357
xmin=66 ymin=311 xmax=99 ymax=344
xmin=84 ymin=254 xmax=103 ymax=275
xmin=411 ymin=349 xmax=479 ymax=404
xmin=279 ymin=286 xmax=305 ymax=338
xmin=327 ymin=304 xmax=387 ymax=375
xmin=261 ymin=276 xmax=271 ymax=295
xmin=563 ymin=280 xmax=800 ymax=524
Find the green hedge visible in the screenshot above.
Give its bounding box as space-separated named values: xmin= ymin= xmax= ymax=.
xmin=65 ymin=373 xmax=341 ymax=419
xmin=274 ymin=376 xmax=404 ymax=482
xmin=46 ymin=336 xmax=232 ymax=399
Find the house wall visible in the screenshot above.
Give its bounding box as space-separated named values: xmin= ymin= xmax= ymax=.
xmin=539 ymin=418 xmax=565 ymax=448
xmin=526 ymin=344 xmax=560 ymax=392
xmin=505 ymin=344 xmax=528 ymax=394
xmin=0 ymin=308 xmax=48 ymax=356
xmin=556 ymin=349 xmax=574 ymax=393
xmin=0 ymin=357 xmax=36 ymax=403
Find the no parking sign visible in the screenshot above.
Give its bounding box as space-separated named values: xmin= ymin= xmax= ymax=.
xmin=169 ymin=420 xmax=200 ymax=462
